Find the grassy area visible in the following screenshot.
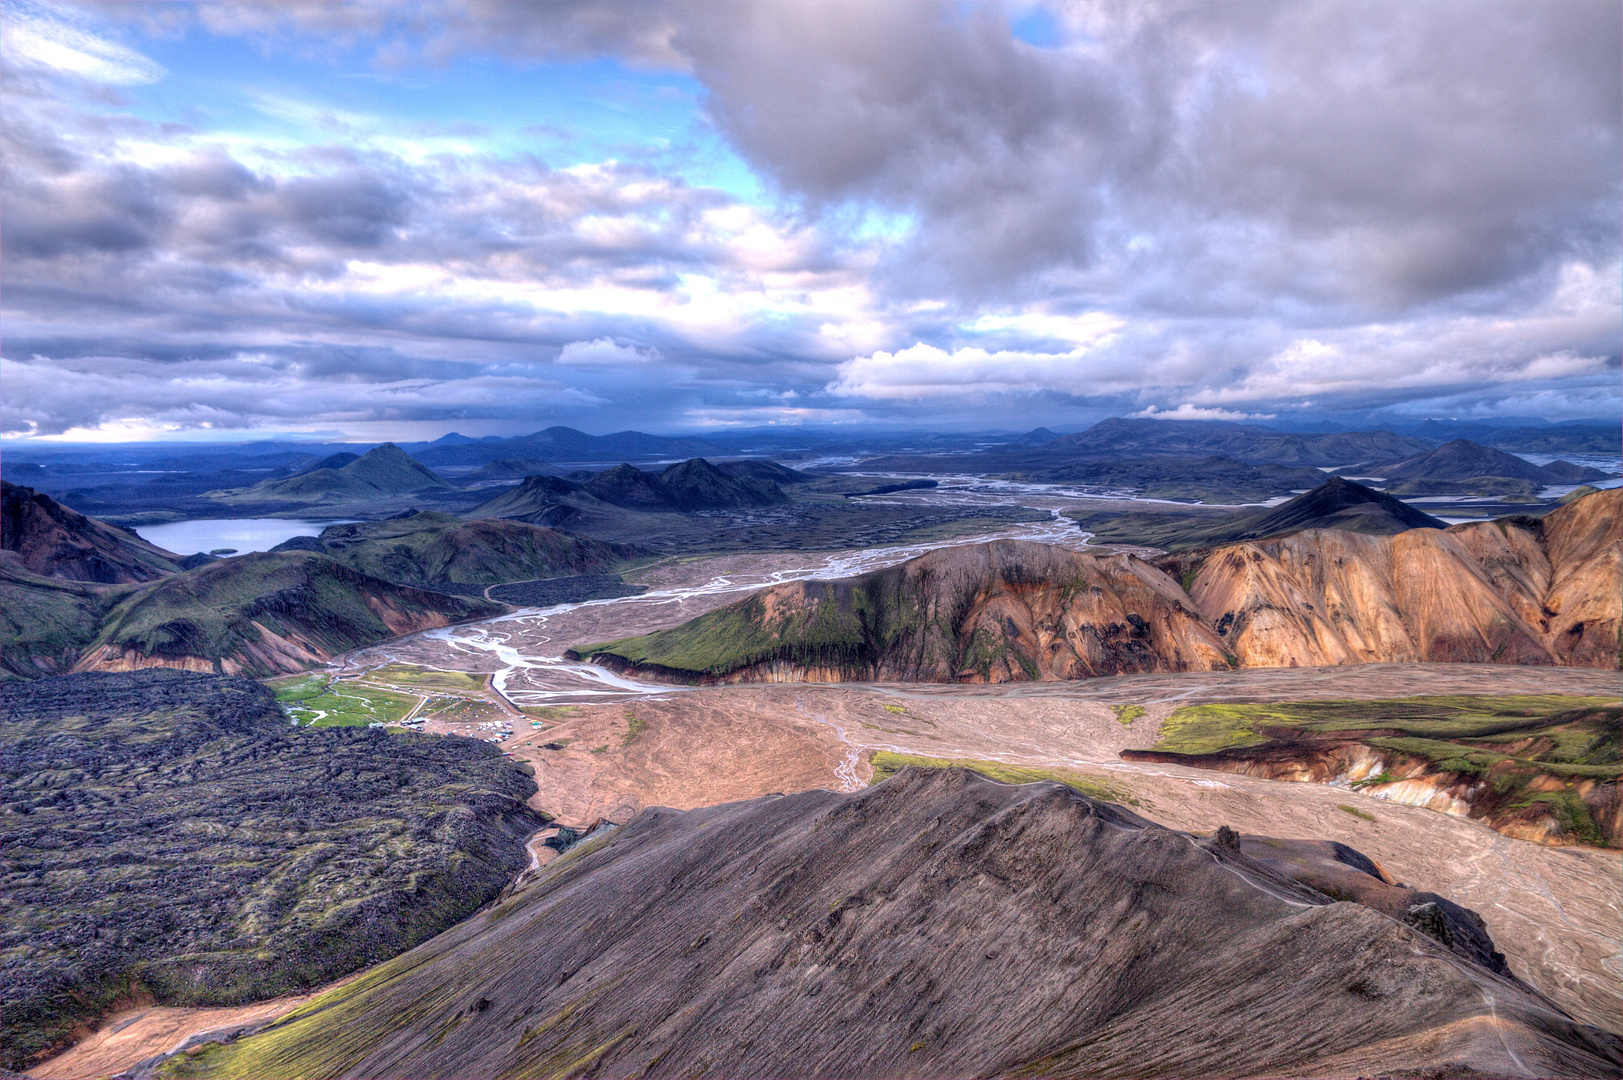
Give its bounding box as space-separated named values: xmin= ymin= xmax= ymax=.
xmin=1151 ymin=703 xmax=1272 ymax=754
xmin=521 ymin=705 xmax=582 ymax=720
xmin=362 ymin=663 xmax=488 ymax=693
xmin=272 ymin=677 xmax=418 ymax=727
xmin=868 ymin=752 xmax=1138 ymax=806
xmin=621 ymin=712 xmax=647 ymax=747
xmin=1337 ymin=804 xmax=1375 ymax=822
xmin=1111 ymin=705 xmax=1146 ymax=726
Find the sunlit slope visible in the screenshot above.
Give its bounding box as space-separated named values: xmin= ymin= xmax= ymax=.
xmin=158 ymin=769 xmax=1619 ymax=1080
xmin=573 ymin=540 xmax=1231 ymax=683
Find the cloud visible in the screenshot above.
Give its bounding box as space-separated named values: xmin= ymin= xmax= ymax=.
xmin=557 ymin=338 xmax=661 ymax=366
xmin=826 ymin=333 xmax=1127 ymax=400
xmin=2 ymin=4 xmax=166 ymax=85
xmin=1130 ymin=405 xmax=1275 ymax=423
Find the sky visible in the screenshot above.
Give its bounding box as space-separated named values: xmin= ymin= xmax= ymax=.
xmin=2 ymin=0 xmax=1618 ymax=442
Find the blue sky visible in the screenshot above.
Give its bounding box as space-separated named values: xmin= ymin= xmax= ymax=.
xmin=2 ymin=1 xmax=1618 ymax=442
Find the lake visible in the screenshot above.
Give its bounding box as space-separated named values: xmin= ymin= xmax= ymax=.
xmin=135 ymin=518 xmax=355 ymax=556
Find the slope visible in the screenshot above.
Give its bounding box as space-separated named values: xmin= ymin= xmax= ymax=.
xmin=2 ymin=480 xmax=183 ymax=582
xmin=0 ymin=555 xmax=135 ymax=680
xmin=274 ymin=512 xmax=626 ymax=586
xmin=73 ymin=551 xmax=504 ymax=677
xmin=159 ymin=768 xmax=1619 ymax=1080
xmin=573 ymin=540 xmax=1230 ymax=683
xmin=1380 ymin=439 xmax=1611 ymax=497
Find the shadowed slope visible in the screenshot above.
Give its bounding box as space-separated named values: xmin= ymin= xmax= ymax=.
xmin=216 ymin=445 xmax=452 ymax=505
xmin=161 ymin=769 xmax=1618 ymax=1080
xmin=2 ymin=481 xmax=182 ymax=583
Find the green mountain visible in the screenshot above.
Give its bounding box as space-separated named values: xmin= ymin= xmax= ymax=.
xmin=469 ymin=458 xmax=789 ymax=520
xmin=276 ymin=511 xmax=625 ymax=586
xmin=0 ymin=557 xmax=134 ymax=680
xmin=2 ymin=480 xmax=183 ymax=582
xmin=213 ymin=444 xmax=453 ymax=505
xmin=76 ymin=551 xmax=502 ymax=677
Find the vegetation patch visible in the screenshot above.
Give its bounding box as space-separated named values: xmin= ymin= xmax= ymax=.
xmin=274 ymin=679 xmax=418 ymax=727
xmin=1111 ymin=704 xmax=1146 ymax=726
xmin=0 ymin=670 xmax=547 ymax=1072
xmin=361 ymin=663 xmax=488 ymax=693
xmin=1337 ymin=804 xmax=1375 ymax=822
xmin=621 ymin=712 xmax=647 ymax=747
xmin=868 ymin=752 xmax=1137 ymax=806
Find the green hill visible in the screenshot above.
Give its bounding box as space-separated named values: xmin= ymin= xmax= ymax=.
xmin=78 ymin=551 xmax=503 ymax=677
xmin=277 ymin=512 xmax=625 ymax=586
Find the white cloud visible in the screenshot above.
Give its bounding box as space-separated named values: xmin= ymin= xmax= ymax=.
xmin=1130 ymin=404 xmax=1276 ymax=422
xmin=827 ymin=320 xmax=1128 ymax=400
xmin=556 ymin=338 xmax=661 ymax=366
xmin=2 ymin=7 xmax=165 ymax=85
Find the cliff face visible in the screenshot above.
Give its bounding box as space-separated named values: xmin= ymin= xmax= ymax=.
xmin=1190 ymin=489 xmax=1620 ymax=669
xmin=73 ymin=552 xmax=504 ymax=678
xmin=158 ymin=769 xmax=1620 ymax=1080
xmin=1 ymin=481 xmax=182 ymax=583
xmin=579 ymin=490 xmax=1621 ymax=684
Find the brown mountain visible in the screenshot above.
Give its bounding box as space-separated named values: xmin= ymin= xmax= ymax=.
xmin=158 ymin=769 xmax=1619 ymax=1080
xmin=575 ymin=489 xmax=1621 ymax=683
xmin=1 ymin=481 xmax=183 ymax=583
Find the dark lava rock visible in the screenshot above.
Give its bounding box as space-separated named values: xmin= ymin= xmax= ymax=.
xmin=178 ymin=768 xmax=1619 ymax=1080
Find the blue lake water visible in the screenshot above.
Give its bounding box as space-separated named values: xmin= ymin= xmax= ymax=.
xmin=135 ymin=518 xmax=355 ymax=556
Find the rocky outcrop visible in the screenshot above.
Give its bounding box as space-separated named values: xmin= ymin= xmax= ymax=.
xmin=158 ymin=768 xmax=1619 ymax=1079
xmin=1 ymin=481 xmax=182 ymax=583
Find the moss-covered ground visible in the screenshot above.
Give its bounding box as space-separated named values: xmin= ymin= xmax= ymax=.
xmin=361 ymin=663 xmax=489 ymax=693
xmin=869 ymin=752 xmax=1139 ymax=807
xmin=269 ymin=675 xmax=417 ymax=727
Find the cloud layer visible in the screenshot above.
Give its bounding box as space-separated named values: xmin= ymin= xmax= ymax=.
xmin=3 ymin=1 xmax=1617 ymax=437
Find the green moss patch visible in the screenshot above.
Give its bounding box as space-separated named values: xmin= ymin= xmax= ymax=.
xmin=869 ymin=752 xmax=1137 ymax=806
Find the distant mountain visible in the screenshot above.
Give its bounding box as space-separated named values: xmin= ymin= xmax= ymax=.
xmin=461 ymin=458 xmax=563 ymax=482
xmin=75 ymin=551 xmax=502 ymax=677
xmin=714 ymin=459 xmax=817 ymax=484
xmin=215 ymin=444 xmax=453 ymax=505
xmin=1132 ymin=478 xmax=1447 ymax=551
xmin=158 ymin=766 xmax=1616 ymax=1080
xmin=411 ymin=426 xmax=727 ymax=467
xmin=2 ymin=481 xmax=183 ymax=583
xmin=469 ymin=458 xmax=788 ymax=519
xmin=1380 ymin=439 xmax=1611 ymax=498
xmin=1052 ymin=418 xmax=1432 ymax=466
xmin=1482 ymin=422 xmax=1620 ymax=455
xmin=1008 ymin=426 xmax=1061 ymax=445
xmin=275 ymin=512 xmax=625 ymax=587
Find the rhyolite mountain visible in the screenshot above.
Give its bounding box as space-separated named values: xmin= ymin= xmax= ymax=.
xmin=574 ymin=489 xmax=1622 ymax=683
xmin=213 ymin=444 xmax=453 ymax=505
xmin=2 ymin=480 xmax=185 ymax=583
xmin=160 ymin=769 xmax=1620 ymax=1080
xmin=1 ymin=670 xmax=548 ymax=1072
xmin=74 ymin=551 xmax=503 ymax=677
xmin=271 ymin=512 xmax=626 ymax=587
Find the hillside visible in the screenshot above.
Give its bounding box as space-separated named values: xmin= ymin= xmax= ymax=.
xmin=0 ymin=556 xmax=135 ymax=680
xmin=1121 ymin=695 xmax=1620 ymax=847
xmin=74 ymin=551 xmax=504 ymax=677
xmin=213 ymin=444 xmax=453 ymax=506
xmin=155 ymin=768 xmax=1619 ymax=1079
xmin=0 ymin=670 xmax=547 ymax=1071
xmin=2 ymin=480 xmax=183 ymax=582
xmin=1073 ymin=477 xmax=1446 ymax=551
xmin=461 ymin=457 xmax=562 ymax=482
xmin=573 ymin=540 xmax=1231 ymax=683
xmin=270 ymin=512 xmax=625 ymax=587
xmin=1047 ymin=417 xmax=1432 ymax=465
xmin=576 ymin=490 xmax=1621 ymax=684
xmin=410 ymin=425 xmax=726 ymax=468
xmin=469 ymin=457 xmax=788 ymax=522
